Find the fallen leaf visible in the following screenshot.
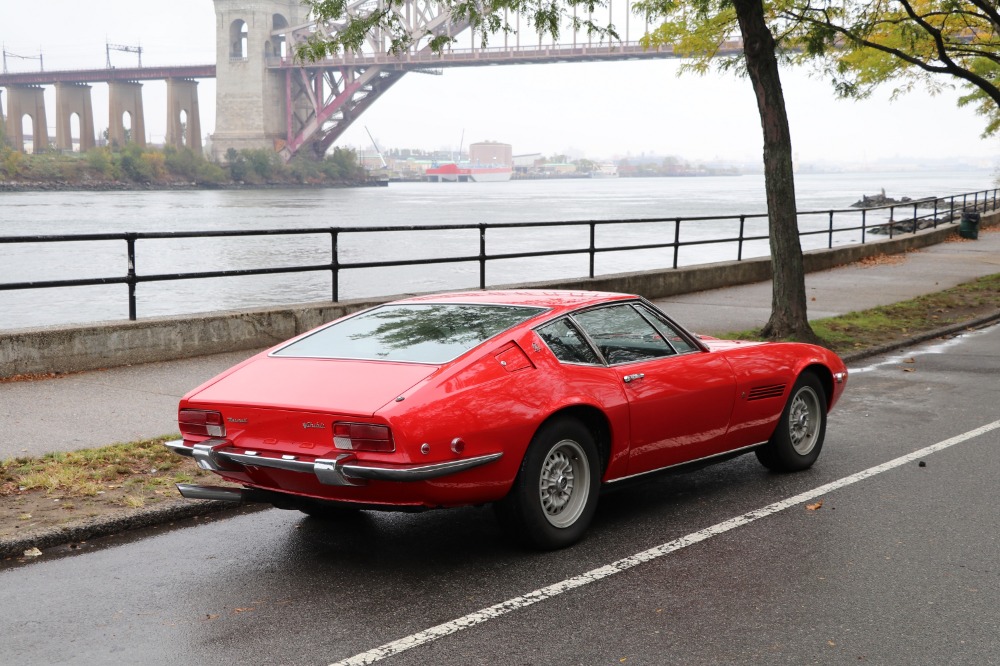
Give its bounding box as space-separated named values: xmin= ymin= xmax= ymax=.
xmin=806 ymin=501 xmax=824 ymax=511
xmin=204 ymin=614 xmax=219 ymax=621
xmin=233 ymin=607 xmax=254 ymax=614
xmin=903 ymin=368 xmax=915 ymax=373
xmin=23 ymin=547 xmax=43 ymax=558
xmin=904 ymin=358 xmax=915 ymax=364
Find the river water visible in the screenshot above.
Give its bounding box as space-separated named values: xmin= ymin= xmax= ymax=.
xmin=1 ymin=168 xmax=995 ymax=330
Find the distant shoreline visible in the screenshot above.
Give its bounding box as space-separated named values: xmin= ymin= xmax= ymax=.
xmin=0 ymin=179 xmax=383 ymax=193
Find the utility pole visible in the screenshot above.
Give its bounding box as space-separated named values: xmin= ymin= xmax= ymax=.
xmin=106 ymin=42 xmax=142 ymax=68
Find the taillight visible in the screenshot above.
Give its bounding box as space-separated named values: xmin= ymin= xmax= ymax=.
xmin=179 ymin=409 xmax=226 ymax=438
xmin=333 ymin=422 xmax=394 ymax=452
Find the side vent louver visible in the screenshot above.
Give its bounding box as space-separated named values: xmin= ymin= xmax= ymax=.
xmin=747 ymin=384 xmax=786 ymax=401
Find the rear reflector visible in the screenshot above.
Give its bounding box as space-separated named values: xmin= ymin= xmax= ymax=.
xmin=179 ymin=409 xmax=226 ymax=438
xmin=333 ymin=422 xmax=394 ymax=452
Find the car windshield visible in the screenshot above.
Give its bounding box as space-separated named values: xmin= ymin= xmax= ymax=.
xmin=272 ymin=303 xmax=546 ymax=363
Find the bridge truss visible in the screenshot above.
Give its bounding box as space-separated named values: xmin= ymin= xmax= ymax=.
xmin=271 ymin=0 xmax=742 ymax=159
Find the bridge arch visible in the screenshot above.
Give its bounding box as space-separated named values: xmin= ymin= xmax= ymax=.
xmin=229 ymin=19 xmax=248 ymax=60
xmin=268 ymin=14 xmax=290 ymax=59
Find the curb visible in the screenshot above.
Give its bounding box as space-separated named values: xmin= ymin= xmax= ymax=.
xmin=3 ymin=311 xmax=999 ymax=561
xmin=0 ymin=498 xmax=243 ymax=560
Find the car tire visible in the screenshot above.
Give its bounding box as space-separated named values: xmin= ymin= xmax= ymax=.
xmin=756 ymin=372 xmax=827 ymax=472
xmin=495 ymin=417 xmax=601 ymax=550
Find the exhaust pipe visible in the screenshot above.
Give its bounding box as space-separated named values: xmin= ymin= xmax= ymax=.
xmin=176 ymin=483 xmax=249 ymax=503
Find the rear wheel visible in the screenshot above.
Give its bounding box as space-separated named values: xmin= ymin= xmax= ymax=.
xmin=495 ymin=417 xmax=600 ymax=550
xmin=756 ymin=372 xmax=827 ymax=472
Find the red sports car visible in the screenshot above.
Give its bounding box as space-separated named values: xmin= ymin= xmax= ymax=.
xmin=166 ymin=290 xmax=847 ymax=549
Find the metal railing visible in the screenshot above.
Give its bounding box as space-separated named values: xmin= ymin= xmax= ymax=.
xmin=1 ymin=188 xmax=995 ymax=321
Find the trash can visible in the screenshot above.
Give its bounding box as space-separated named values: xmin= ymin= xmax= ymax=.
xmin=960 ymin=211 xmax=981 ymax=240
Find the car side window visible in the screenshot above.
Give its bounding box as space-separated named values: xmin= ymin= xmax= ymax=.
xmin=536 ymin=318 xmax=602 ymax=365
xmin=637 ymin=305 xmax=700 ymax=354
xmin=572 ymin=304 xmax=675 ymax=365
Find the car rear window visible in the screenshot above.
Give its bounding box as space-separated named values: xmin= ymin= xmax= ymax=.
xmin=272 ymin=303 xmax=546 ymax=363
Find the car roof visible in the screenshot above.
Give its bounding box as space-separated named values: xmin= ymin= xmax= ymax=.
xmin=392 ymin=289 xmax=638 ymax=313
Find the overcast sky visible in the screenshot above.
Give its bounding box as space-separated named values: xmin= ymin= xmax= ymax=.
xmin=1 ymin=0 xmax=997 ymax=168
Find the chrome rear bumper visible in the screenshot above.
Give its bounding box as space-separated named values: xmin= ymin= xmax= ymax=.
xmin=165 ymin=439 xmax=502 ymax=487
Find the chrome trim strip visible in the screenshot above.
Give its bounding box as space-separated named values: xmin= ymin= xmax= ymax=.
xmin=165 ymin=439 xmax=503 ymax=486
xmin=605 ymin=442 xmax=765 ymax=485
xmin=192 ymin=439 xmax=234 ymax=471
xmin=342 ymin=453 xmax=504 ymax=482
xmin=223 ymin=450 xmax=317 ymax=474
xmin=165 ymin=439 xmax=194 ymax=457
xmin=175 ymin=483 xmax=246 ymax=502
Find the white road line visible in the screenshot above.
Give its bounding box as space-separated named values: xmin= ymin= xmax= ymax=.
xmin=331 ymin=419 xmax=1000 ymax=666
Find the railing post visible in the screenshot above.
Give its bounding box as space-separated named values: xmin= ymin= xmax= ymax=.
xmin=933 ymin=198 xmax=938 ymax=229
xmin=912 ymin=202 xmax=918 ymax=234
xmin=331 ymin=229 xmax=339 ymax=302
xmin=737 ymin=215 xmax=745 ymax=261
xmin=888 ymin=206 xmax=895 ymax=239
xmin=479 ymin=223 xmax=487 ymax=289
xmin=861 ymin=209 xmax=867 ymax=244
xmin=828 ymin=210 xmax=834 ymax=248
xmin=589 ymin=222 xmax=596 ymax=278
xmin=672 ymin=218 xmax=681 ymax=269
xmin=125 ymin=233 xmax=137 ymax=320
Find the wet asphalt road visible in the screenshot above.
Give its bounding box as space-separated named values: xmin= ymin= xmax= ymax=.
xmin=2 ymin=325 xmax=999 ymax=666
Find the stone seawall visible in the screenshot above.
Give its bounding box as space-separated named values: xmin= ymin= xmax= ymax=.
xmin=2 ymin=213 xmax=996 ymax=379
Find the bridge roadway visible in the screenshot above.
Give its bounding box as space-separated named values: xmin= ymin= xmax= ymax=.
xmin=1 ymin=225 xmax=998 ymax=461
xmin=0 ymin=37 xmax=738 ymax=86
xmin=0 ymin=65 xmax=216 ymax=86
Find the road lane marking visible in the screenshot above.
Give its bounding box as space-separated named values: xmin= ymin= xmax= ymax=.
xmin=331 ymin=418 xmax=1000 ymax=666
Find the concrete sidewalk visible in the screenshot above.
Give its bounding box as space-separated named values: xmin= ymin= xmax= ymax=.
xmin=2 ymin=227 xmax=999 ymax=460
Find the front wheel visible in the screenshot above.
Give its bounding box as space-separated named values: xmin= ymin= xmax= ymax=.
xmin=495 ymin=418 xmax=601 ymax=550
xmin=756 ymin=372 xmax=827 ymax=472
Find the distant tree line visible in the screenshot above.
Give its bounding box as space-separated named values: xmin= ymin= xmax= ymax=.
xmin=0 ymin=135 xmax=369 ymax=187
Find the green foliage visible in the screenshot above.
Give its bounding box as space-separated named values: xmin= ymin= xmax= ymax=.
xmin=783 ymin=0 xmax=1000 ymax=137
xmin=0 ymin=145 xmax=23 ymax=179
xmin=326 ymin=146 xmax=364 ymax=179
xmin=163 ymin=146 xmax=227 ymax=184
xmin=86 ymin=148 xmax=116 ymax=178
xmin=298 ymin=0 xmax=619 ymax=59
xmin=115 ymin=144 xmax=156 ymax=182
xmin=0 ymin=142 xmax=366 ymax=187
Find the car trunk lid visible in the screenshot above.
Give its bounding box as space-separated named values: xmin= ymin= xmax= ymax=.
xmin=188 ymin=356 xmax=439 ymax=417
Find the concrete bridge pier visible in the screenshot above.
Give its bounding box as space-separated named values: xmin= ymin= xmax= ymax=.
xmin=0 ymin=90 xmax=5 ymax=133
xmin=4 ymin=85 xmax=49 ymax=152
xmin=54 ymin=82 xmax=96 ymax=151
xmin=108 ymin=80 xmax=146 ymax=147
xmin=166 ymin=78 xmax=202 ymax=151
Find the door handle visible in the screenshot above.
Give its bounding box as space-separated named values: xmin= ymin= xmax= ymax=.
xmin=623 ymin=373 xmax=645 ymax=383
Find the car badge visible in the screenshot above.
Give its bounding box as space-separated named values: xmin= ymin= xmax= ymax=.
xmin=227 ymin=417 xmax=248 ymax=424
xmin=302 ymin=422 xmax=326 ymax=430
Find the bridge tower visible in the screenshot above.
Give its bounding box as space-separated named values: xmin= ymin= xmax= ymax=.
xmin=4 ymin=86 xmax=48 ymax=152
xmin=108 ymin=81 xmax=147 ymax=147
xmin=166 ymin=78 xmax=202 ymax=151
xmin=54 ymin=82 xmax=96 ymax=152
xmin=211 ymin=0 xmax=307 ymax=160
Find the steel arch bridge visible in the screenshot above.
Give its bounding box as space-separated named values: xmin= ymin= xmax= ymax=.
xmin=267 ymin=0 xmax=743 ymax=159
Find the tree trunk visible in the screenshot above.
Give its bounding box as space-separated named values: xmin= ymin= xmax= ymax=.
xmin=732 ymin=0 xmax=818 ymax=343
